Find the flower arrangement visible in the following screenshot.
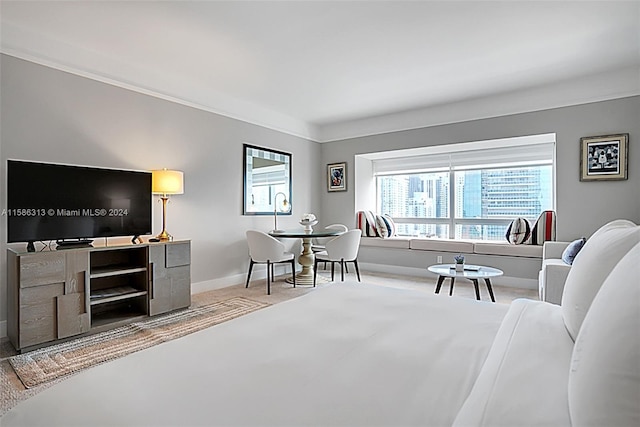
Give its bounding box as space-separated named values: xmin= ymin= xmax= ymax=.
xmin=300 ymin=213 xmax=317 ymax=223
xmin=454 ymin=254 xmax=465 ymax=264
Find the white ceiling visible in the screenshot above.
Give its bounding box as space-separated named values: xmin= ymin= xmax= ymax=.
xmin=1 ymin=1 xmax=639 ymax=142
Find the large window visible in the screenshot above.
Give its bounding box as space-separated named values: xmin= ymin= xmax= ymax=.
xmin=373 ymin=135 xmax=555 ymax=240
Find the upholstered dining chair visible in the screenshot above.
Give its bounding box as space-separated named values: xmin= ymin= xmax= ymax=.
xmin=311 ymin=224 xmax=349 ymax=252
xmin=246 ymin=230 xmax=296 ymax=295
xmin=311 ymin=224 xmax=349 ymax=270
xmin=313 ymin=229 xmax=362 ymax=286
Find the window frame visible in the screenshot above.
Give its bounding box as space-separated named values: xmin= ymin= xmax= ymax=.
xmin=372 ymin=136 xmax=555 ymax=240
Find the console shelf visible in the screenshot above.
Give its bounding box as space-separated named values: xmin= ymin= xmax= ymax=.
xmin=90 ymin=266 xmax=148 ymax=279
xmin=7 ymin=240 xmax=191 ymax=352
xmin=90 ymin=286 xmax=148 ymax=305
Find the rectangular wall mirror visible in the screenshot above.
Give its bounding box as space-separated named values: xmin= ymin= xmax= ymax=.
xmin=243 ymin=144 xmax=292 ymax=215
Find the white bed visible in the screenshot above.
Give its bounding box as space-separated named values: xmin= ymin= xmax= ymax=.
xmin=3 ymin=220 xmax=639 ymax=427
xmin=3 ymin=283 xmax=508 ymax=426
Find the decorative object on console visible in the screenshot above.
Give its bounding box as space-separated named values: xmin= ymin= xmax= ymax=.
xmin=299 ymin=213 xmax=317 ymax=232
xmin=327 ymin=162 xmax=347 ymax=192
xmin=561 ymin=237 xmax=587 ymax=265
xmin=506 ymin=217 xmax=531 ymax=244
xmin=151 ymin=169 xmax=184 ymax=242
xmin=454 ymin=254 xmax=465 ymax=272
xmin=580 ymin=133 xmax=628 ymax=181
xmin=271 ymin=192 xmax=291 ymax=233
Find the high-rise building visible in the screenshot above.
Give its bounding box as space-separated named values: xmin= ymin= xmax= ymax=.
xmin=377 ymin=166 xmax=552 ymax=239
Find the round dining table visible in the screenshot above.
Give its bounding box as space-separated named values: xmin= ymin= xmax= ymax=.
xmin=269 ymin=228 xmax=343 ymax=285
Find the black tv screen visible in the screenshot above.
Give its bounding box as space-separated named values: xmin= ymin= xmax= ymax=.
xmin=7 ymin=160 xmax=152 ymax=243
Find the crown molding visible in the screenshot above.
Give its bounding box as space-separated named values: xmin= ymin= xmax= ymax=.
xmin=2 ymin=18 xmax=637 ymax=144
xmin=315 ymin=66 xmax=640 ymax=143
xmin=0 ymin=19 xmax=318 ymax=141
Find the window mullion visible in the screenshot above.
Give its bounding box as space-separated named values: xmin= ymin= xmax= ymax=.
xmin=449 ymin=169 xmax=455 ymax=239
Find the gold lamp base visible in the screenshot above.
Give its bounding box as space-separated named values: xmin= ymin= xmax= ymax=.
xmin=156 ymin=195 xmax=173 ymax=242
xmin=155 ymin=230 xmax=172 ymax=242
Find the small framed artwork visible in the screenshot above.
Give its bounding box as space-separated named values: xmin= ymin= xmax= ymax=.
xmin=580 ymin=133 xmax=629 ymax=181
xmin=327 ymin=162 xmax=347 ymax=192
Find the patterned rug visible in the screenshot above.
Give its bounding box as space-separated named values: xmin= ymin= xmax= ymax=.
xmin=9 ymin=297 xmax=268 ymax=389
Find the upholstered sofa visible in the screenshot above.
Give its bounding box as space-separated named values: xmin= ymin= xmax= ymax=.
xmin=538 ymin=241 xmax=572 ymax=304
xmin=454 ymin=218 xmax=640 ymax=425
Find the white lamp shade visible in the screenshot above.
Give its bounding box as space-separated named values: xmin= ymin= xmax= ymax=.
xmin=152 ymin=169 xmax=184 ymax=195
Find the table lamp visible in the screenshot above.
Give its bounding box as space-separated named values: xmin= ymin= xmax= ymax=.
xmin=152 ymin=169 xmax=184 ymax=241
xmin=272 ymin=192 xmax=290 ymax=233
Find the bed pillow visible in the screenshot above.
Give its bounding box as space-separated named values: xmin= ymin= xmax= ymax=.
xmin=568 ymin=242 xmax=640 ymax=426
xmin=561 ymin=237 xmax=586 ymax=265
xmin=561 ymin=220 xmax=639 ymax=341
xmin=505 ymin=217 xmax=531 ymax=244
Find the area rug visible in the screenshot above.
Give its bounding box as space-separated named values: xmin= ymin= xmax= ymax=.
xmin=9 ymin=297 xmax=268 ymax=389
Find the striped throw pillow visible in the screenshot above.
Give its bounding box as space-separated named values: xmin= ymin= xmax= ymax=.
xmin=356 ymin=211 xmax=378 ymax=237
xmin=528 ymin=210 xmax=556 ymax=245
xmin=505 ymin=217 xmax=531 ymax=244
xmin=383 ymin=214 xmax=397 ymax=237
xmin=375 ymin=214 xmax=397 ymax=238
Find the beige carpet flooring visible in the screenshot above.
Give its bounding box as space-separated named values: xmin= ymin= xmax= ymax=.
xmin=9 ymin=297 xmax=268 ymax=389
xmin=0 ymin=270 xmax=537 ymax=416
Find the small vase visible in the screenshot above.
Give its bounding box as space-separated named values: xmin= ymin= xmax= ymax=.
xmin=455 ymin=263 xmax=464 ymax=272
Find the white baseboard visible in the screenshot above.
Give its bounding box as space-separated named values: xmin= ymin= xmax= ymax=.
xmin=190 ymin=262 xmax=537 ymax=295
xmin=191 ymin=265 xmax=299 ymax=294
xmin=359 ymin=262 xmax=537 ymax=290
xmin=191 ymin=274 xmax=245 ymax=294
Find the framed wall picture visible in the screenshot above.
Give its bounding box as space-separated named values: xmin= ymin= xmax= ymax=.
xmin=327 ymin=162 xmax=347 ymax=192
xmin=580 ymin=133 xmax=628 ymax=181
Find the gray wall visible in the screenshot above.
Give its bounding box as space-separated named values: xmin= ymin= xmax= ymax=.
xmin=320 ymin=96 xmax=640 ymax=242
xmin=1 ymin=52 xmax=638 ymax=327
xmin=0 ymin=54 xmax=321 ymax=327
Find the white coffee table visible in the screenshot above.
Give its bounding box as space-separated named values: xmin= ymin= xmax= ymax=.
xmin=427 ymin=264 xmax=503 ymax=302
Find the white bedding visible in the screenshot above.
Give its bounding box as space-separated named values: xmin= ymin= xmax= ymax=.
xmin=2 ymin=283 xmax=508 ymax=427
xmin=453 ymin=299 xmax=573 ymax=426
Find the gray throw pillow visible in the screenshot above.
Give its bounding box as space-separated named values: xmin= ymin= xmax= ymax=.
xmin=562 ymin=237 xmax=586 ymax=265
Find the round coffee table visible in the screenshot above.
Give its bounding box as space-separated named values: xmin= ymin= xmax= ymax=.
xmin=427 ymin=264 xmax=503 ymax=302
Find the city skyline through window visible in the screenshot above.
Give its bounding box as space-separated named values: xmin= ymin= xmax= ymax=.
xmin=377 ymin=165 xmax=553 ymax=240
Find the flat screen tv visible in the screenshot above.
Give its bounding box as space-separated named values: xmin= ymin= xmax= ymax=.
xmin=7 ymin=160 xmax=152 ymax=246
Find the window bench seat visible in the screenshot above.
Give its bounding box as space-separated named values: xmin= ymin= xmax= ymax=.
xmin=359 ymin=237 xmax=543 ymax=289
xmin=360 ymin=237 xmax=543 ymax=258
